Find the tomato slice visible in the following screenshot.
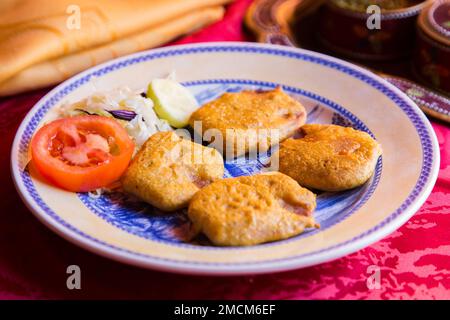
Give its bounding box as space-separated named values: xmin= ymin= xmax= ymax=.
xmin=31 ymin=115 xmax=134 ymax=192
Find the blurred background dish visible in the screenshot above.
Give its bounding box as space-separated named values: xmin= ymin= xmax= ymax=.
xmin=318 ymin=0 xmax=426 ymax=61
xmin=245 ymin=0 xmax=450 ymax=123
xmin=414 ymin=0 xmax=450 ymax=94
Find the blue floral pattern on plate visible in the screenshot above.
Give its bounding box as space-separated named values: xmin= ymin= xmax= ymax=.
xmin=78 ymin=79 xmax=382 ymax=247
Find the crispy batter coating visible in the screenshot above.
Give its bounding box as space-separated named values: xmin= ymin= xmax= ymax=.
xmin=188 ymin=172 xmax=317 ymax=246
xmin=189 ymin=88 xmax=307 ymax=157
xmin=122 ymin=131 xmax=224 ymax=211
xmin=276 ymin=124 xmax=382 ymax=192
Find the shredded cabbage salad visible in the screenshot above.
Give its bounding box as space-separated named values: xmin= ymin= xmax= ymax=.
xmin=59 ymin=86 xmax=173 ymax=149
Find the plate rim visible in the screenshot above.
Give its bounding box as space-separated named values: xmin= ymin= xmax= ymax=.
xmin=11 ymin=42 xmax=440 ymax=275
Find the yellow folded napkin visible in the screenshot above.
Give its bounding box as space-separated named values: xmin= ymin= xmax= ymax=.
xmin=0 ymin=6 xmax=225 ymax=96
xmin=0 ymin=0 xmax=231 ymax=87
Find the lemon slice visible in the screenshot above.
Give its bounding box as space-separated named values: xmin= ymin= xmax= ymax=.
xmin=147 ymin=79 xmax=199 ymax=128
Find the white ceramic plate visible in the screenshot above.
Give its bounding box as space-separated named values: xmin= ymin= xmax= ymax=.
xmin=11 ymin=42 xmax=440 ymax=275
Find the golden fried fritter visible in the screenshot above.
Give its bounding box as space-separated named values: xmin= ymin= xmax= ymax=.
xmin=276 ymin=124 xmax=382 ymax=192
xmin=188 ymin=172 xmax=317 ymax=246
xmin=189 ymin=88 xmax=307 ymax=157
xmin=122 ymin=131 xmax=224 ymax=211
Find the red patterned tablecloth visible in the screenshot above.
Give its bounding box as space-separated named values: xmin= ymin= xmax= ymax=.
xmin=0 ymin=0 xmax=449 ymax=300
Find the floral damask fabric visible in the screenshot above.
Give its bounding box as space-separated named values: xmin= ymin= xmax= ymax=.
xmin=0 ymin=0 xmax=448 ymax=299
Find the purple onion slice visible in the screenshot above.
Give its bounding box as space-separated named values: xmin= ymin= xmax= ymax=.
xmin=107 ymin=109 xmax=137 ymax=121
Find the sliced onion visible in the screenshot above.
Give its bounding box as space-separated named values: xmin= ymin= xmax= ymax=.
xmin=107 ymin=110 xmax=137 ymax=121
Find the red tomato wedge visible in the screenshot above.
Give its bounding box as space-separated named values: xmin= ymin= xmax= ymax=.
xmin=31 ymin=115 xmax=134 ymax=192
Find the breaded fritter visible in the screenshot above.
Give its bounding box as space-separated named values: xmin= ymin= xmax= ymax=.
xmin=122 ymin=131 xmax=224 ymax=211
xmin=189 ymin=88 xmax=307 ymax=157
xmin=188 ymin=172 xmax=317 ymax=246
xmin=276 ymin=124 xmax=382 ymax=192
